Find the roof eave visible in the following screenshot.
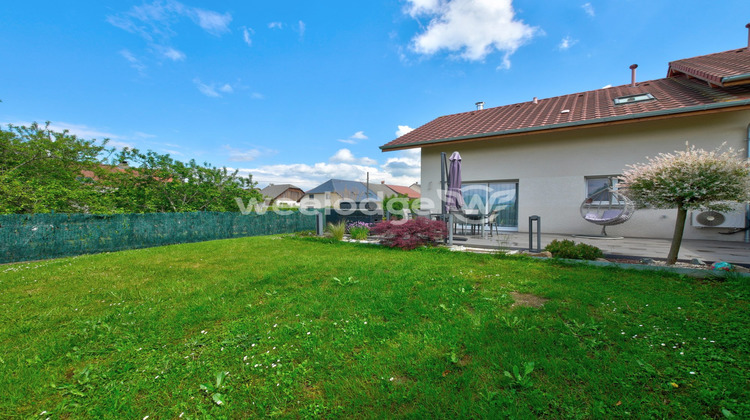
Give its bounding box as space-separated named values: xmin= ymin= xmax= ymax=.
xmin=722 ymin=72 xmax=750 ymax=86
xmin=380 ymin=99 xmax=750 ymax=151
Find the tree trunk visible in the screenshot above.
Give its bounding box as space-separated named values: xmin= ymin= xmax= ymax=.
xmin=666 ymin=207 xmax=688 ymax=265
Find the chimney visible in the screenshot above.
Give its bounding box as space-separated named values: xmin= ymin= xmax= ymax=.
xmin=746 ymin=23 xmax=750 ymax=48
xmin=629 ymin=64 xmax=638 ymax=87
xmin=532 ymin=97 xmax=538 ymax=104
xmin=381 ymin=180 xmax=385 ymax=184
xmin=475 ymin=101 xmax=484 ymax=110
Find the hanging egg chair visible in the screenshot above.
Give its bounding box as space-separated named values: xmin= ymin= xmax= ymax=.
xmin=580 ymin=188 xmax=635 ymax=236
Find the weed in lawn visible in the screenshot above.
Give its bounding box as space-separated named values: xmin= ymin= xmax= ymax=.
xmin=200 ymin=371 xmax=229 ymax=406
xmin=503 ymin=362 xmax=535 ymax=389
xmin=332 ymin=276 xmax=359 ymax=286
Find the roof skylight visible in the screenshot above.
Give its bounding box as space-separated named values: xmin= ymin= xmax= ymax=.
xmin=614 ymin=93 xmax=656 ymax=105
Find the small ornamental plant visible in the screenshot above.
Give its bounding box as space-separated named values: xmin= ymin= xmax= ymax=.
xmin=370 ymin=218 xmax=447 ymax=250
xmin=346 ymin=221 xmax=372 ymax=240
xmin=326 ymin=221 xmax=346 ymax=241
xmin=620 ymin=143 xmax=750 ymax=265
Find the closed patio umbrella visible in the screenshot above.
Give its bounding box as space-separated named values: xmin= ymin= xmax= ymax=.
xmin=445 ymin=151 xmax=465 ymax=212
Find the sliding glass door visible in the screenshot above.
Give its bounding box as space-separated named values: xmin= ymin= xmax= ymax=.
xmin=461 ymin=181 xmax=518 ymax=229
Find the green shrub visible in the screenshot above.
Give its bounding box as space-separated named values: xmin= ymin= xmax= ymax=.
xmin=545 ymin=239 xmax=603 ymax=260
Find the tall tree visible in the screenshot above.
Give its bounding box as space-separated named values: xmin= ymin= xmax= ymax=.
xmin=620 ymin=143 xmax=750 ymax=265
xmin=105 ymin=148 xmax=263 ymax=213
xmin=0 ymin=122 xmax=111 ymax=214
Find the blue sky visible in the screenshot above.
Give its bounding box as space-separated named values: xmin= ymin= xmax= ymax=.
xmin=2 ymin=1 xmax=749 ymax=190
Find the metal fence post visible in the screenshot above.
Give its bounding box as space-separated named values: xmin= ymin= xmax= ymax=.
xmin=529 ymin=215 xmax=541 ymax=252
xmin=316 ymin=212 xmax=325 ymax=236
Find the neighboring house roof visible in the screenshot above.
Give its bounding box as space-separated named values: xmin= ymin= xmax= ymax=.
xmin=80 ymin=164 xmax=134 ymax=181
xmin=259 ymin=184 xmax=303 ymax=200
xmin=305 ymin=179 xmax=377 ymax=201
xmin=381 ymin=48 xmax=750 ymax=151
xmin=387 ymin=185 xmax=420 ymax=199
xmin=368 ymin=183 xmax=398 ymax=198
xmin=668 ymin=47 xmax=750 ymax=87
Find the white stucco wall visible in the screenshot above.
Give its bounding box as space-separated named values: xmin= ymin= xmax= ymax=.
xmin=419 ymin=109 xmax=750 ymax=241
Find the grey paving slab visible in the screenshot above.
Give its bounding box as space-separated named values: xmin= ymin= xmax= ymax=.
xmin=454 ymin=232 xmax=750 ymax=266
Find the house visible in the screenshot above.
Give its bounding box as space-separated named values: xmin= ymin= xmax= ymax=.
xmin=302 ymin=179 xmax=420 ymax=210
xmin=302 ymin=179 xmax=378 ymax=209
xmin=259 ymin=184 xmax=305 ymax=206
xmin=380 ymin=28 xmax=750 ymax=242
xmin=368 ymin=181 xmax=421 ymax=200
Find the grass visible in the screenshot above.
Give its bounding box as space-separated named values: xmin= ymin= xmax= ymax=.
xmin=1 ymin=235 xmax=748 ymax=418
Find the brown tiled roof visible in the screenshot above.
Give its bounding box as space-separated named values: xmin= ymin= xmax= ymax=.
xmin=382 ymin=66 xmax=750 ymax=151
xmin=668 ymin=47 xmax=750 ymax=87
xmin=387 ymin=185 xmax=420 ymax=199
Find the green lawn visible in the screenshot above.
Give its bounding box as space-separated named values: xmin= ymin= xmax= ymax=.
xmin=1 ymin=235 xmax=748 ymax=418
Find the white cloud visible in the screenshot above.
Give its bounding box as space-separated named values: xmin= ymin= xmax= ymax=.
xmin=298 ymin=20 xmax=306 ymax=38
xmin=224 ymin=145 xmax=277 ymax=162
xmin=351 ymin=131 xmax=368 ymax=140
xmin=406 ymin=0 xmax=538 ymax=62
xmin=268 ymin=22 xmax=283 ymax=29
xmin=134 ymin=131 xmax=157 ymax=139
xmin=162 ymin=149 xmax=184 ymax=156
xmin=190 ymin=8 xmax=232 ymax=35
xmin=159 ymin=46 xmax=186 ymax=61
xmin=193 ymin=79 xmax=236 ymax=97
xmin=381 ymin=149 xmax=421 ymax=179
xmin=4 ymin=121 xmax=140 ymax=149
xmin=582 ymin=2 xmax=595 ymax=17
xmin=119 ymin=49 xmax=146 ymax=72
xmin=330 ymin=148 xmax=356 ymax=163
xmin=193 ymin=78 xmax=220 ymax=97
xmin=242 ymin=26 xmax=254 ymax=46
xmin=558 ymin=36 xmax=577 ymax=51
xmin=329 ymin=148 xmax=377 ymax=165
xmin=238 ymin=149 xmax=420 ymax=191
xmin=396 ymin=125 xmax=415 ymax=137
xmin=496 ymin=53 xmax=512 ymax=70
xmin=226 ymin=147 xmax=262 ymax=162
xmin=108 ymin=1 xmax=231 ymax=64
xmin=337 ymin=131 xmax=368 ymax=144
xmin=251 ymin=92 xmax=265 ymax=99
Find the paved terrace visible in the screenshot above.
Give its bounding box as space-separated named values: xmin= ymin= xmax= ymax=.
xmin=450 ymin=231 xmax=750 ymax=267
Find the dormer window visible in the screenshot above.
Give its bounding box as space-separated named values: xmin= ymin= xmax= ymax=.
xmin=613 ymin=93 xmax=656 ymax=105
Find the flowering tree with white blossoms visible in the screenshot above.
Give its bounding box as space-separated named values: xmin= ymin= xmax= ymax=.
xmin=619 ymin=143 xmax=750 ymax=265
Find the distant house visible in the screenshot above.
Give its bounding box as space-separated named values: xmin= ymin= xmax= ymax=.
xmin=380 ymin=28 xmax=750 ymax=242
xmin=387 ymin=183 xmax=420 ymax=200
xmin=302 ymin=179 xmax=421 ymax=210
xmin=303 ymin=179 xmax=377 ymax=209
xmin=259 ymin=184 xmax=305 ymax=206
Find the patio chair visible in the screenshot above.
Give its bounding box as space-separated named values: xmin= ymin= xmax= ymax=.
xmin=485 ymin=209 xmax=501 ymax=237
xmin=450 ymin=209 xmax=487 ymax=236
xmin=580 ymin=189 xmax=635 ymax=236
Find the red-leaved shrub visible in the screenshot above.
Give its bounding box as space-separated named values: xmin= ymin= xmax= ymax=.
xmin=370 ymin=218 xmax=447 ymax=250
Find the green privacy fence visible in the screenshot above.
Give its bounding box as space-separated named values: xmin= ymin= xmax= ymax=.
xmin=0 ymin=211 xmax=317 ymax=264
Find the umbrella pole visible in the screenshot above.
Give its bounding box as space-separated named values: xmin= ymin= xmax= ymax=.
xmin=440 ymin=152 xmax=449 ymax=244
xmin=440 ymin=152 xmax=447 ymax=217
